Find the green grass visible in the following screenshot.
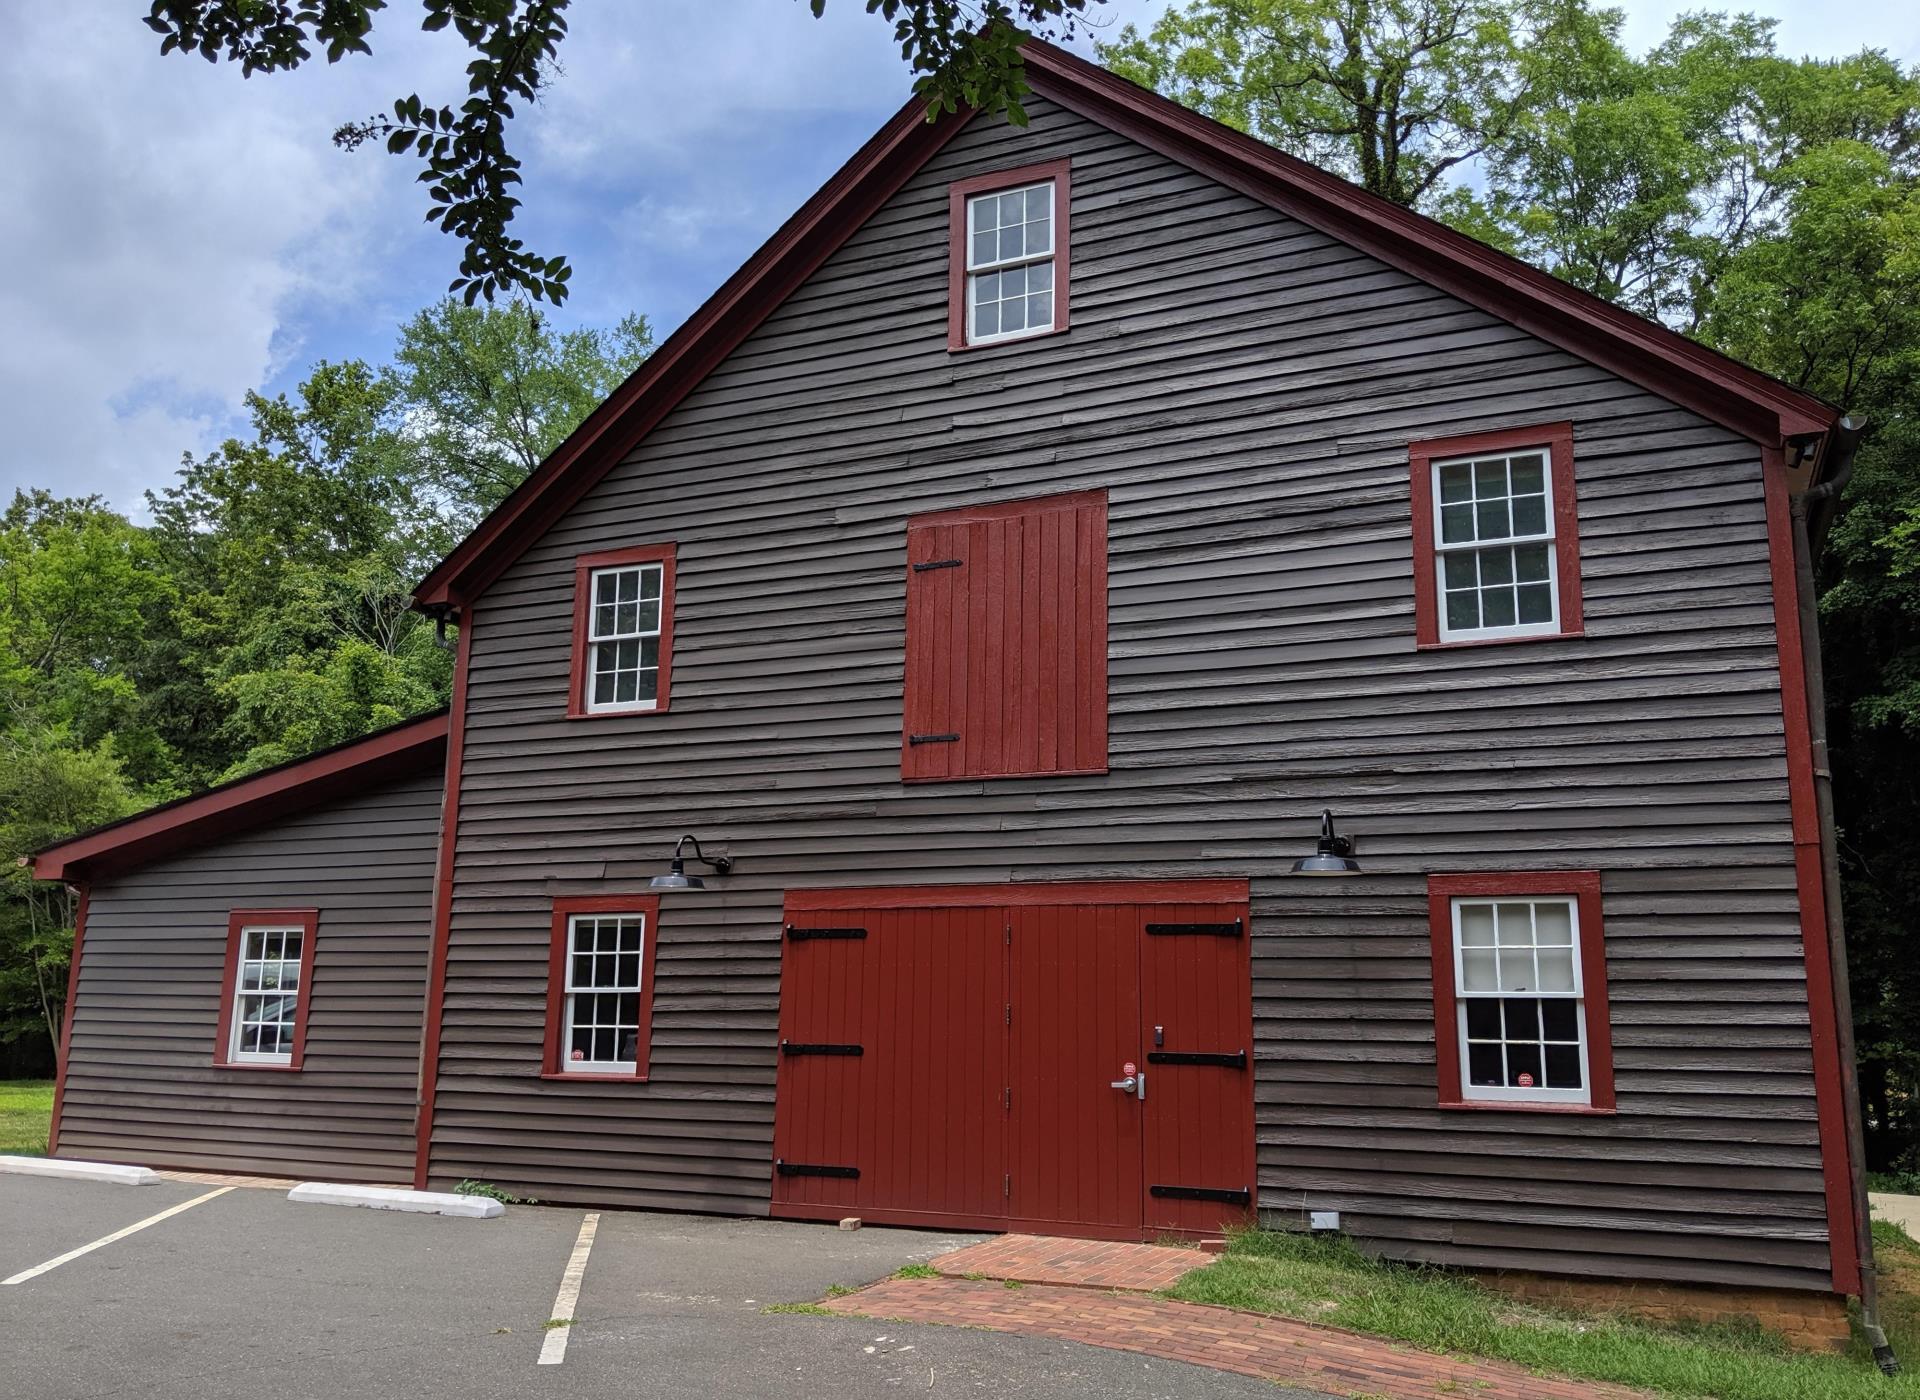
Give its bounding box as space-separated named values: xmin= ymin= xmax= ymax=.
xmin=894 ymin=1263 xmax=940 ymax=1280
xmin=0 ymin=1080 xmax=53 ymax=1156
xmin=1168 ymin=1227 xmax=1920 ymax=1400
xmin=763 ymin=1302 xmax=834 ymax=1315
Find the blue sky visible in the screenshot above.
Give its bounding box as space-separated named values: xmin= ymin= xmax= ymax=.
xmin=1 ymin=1 xmax=1913 ymax=514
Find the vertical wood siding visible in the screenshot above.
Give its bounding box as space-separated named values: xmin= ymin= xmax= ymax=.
xmin=61 ymin=769 xmax=442 ymax=1181
xmin=431 ymin=100 xmax=1831 ymax=1288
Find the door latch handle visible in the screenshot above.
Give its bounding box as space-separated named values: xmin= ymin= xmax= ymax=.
xmin=1109 ymin=1071 xmax=1147 ymax=1100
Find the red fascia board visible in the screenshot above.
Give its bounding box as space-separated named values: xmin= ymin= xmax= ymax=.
xmin=410 ymin=94 xmax=977 ymax=610
xmin=30 ymin=713 xmax=449 ymax=883
xmin=406 ymin=34 xmax=1833 ymax=620
xmin=1016 ymin=42 xmax=1836 ymax=447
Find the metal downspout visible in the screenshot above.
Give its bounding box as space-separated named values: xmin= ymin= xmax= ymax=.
xmin=1788 ymin=417 xmax=1894 ymax=1373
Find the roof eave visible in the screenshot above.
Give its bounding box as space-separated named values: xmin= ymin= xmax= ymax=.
xmin=30 ymin=711 xmax=450 ymax=885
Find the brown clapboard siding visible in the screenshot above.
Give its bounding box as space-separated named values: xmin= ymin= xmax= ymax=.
xmin=59 ymin=769 xmax=442 ymax=1182
xmin=425 ymin=98 xmax=1833 ymax=1286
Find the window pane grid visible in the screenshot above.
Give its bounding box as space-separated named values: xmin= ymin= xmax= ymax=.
xmin=966 ymin=181 xmax=1056 ymax=344
xmin=563 ymin=914 xmax=646 ymax=1071
xmin=231 ymin=925 xmax=303 ymax=1062
xmin=587 ymin=563 xmax=663 ymax=711
xmin=1454 ymin=897 xmax=1588 ymax=1101
xmin=1433 ymin=449 xmax=1557 ymax=639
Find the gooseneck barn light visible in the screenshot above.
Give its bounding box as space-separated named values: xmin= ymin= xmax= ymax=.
xmin=1291 ymin=809 xmax=1362 ymax=877
xmin=650 ymin=834 xmax=734 ymax=891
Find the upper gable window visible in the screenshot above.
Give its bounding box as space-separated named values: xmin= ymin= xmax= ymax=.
xmin=568 ymin=543 xmax=677 ymax=718
xmin=902 ymin=490 xmax=1107 ymax=781
xmin=1409 ymin=423 xmax=1583 ymax=647
xmin=948 ymin=160 xmax=1071 ymax=350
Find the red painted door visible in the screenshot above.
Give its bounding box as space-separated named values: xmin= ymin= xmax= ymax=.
xmin=1008 ymin=903 xmax=1143 ymax=1231
xmin=771 ymin=907 xmax=1006 ymax=1223
xmin=1138 ymin=905 xmax=1258 ymax=1233
xmin=773 ymin=886 xmax=1253 ymax=1238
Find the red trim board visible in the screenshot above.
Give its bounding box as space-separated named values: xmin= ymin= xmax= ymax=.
xmin=31 ymin=712 xmax=448 ymax=883
xmin=410 ymin=37 xmax=1833 ymax=614
xmin=46 ymin=888 xmax=88 ymax=1156
xmin=413 ymin=612 xmax=474 ymax=1188
xmin=947 ymin=157 xmax=1072 ymax=351
xmin=566 ymin=542 xmax=678 ymax=718
xmin=1409 ymin=422 xmax=1583 ymax=649
xmin=211 ymin=909 xmax=320 ymax=1072
xmin=1761 ymin=445 xmax=1862 ymax=1296
xmin=542 ymin=894 xmax=662 ymax=1082
xmin=786 ymin=879 xmax=1250 ymax=911
xmin=1427 ymin=872 xmax=1614 ymax=1114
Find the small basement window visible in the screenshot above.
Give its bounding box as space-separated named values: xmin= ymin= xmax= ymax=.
xmin=568 ymin=544 xmax=676 ymax=717
xmin=948 ymin=160 xmax=1070 ymax=349
xmin=545 ymin=896 xmax=660 ymax=1080
xmin=1409 ymin=424 xmax=1583 ymax=647
xmin=215 ymin=910 xmax=317 ymax=1070
xmin=1427 ymin=873 xmax=1613 ymax=1111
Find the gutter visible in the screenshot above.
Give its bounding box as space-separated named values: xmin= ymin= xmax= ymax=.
xmin=1787 ymin=415 xmax=1895 ymax=1373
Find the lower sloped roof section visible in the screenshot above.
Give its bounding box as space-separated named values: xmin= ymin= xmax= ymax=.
xmin=29 ymin=710 xmax=450 ymax=884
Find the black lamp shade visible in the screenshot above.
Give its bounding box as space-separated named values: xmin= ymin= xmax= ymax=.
xmin=1291 ymin=809 xmax=1362 ymax=877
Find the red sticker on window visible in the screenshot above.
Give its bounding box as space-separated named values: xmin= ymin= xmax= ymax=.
xmin=1516 ymin=1072 xmax=1534 ymax=1088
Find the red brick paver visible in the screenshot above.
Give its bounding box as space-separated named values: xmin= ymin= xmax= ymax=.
xmin=931 ymin=1234 xmax=1205 ymax=1291
xmin=825 ymin=1277 xmax=1647 ymax=1400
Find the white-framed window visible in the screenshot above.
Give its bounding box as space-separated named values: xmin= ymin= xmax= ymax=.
xmin=229 ymin=924 xmax=305 ymax=1065
xmin=966 ymin=180 xmax=1057 ymax=345
xmin=1451 ymin=896 xmax=1590 ymax=1105
xmin=562 ymin=912 xmax=647 ymax=1073
xmin=1433 ymin=447 xmax=1558 ymax=641
xmin=587 ymin=562 xmax=664 ymax=712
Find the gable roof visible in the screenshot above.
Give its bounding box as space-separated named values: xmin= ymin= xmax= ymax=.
xmin=29 ymin=711 xmax=449 ymax=884
xmin=411 ymin=37 xmax=1838 ymax=613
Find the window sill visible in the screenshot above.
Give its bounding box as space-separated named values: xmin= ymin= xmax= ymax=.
xmin=948 ymin=324 xmax=1071 ymax=354
xmin=540 ymin=1070 xmax=650 ymax=1083
xmin=1417 ymin=628 xmax=1584 ymax=653
xmin=565 ymin=703 xmax=670 ymax=720
xmin=1438 ymin=1098 xmax=1613 ymax=1115
xmin=213 ymin=1061 xmax=303 ymax=1073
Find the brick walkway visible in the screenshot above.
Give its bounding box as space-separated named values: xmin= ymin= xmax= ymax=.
xmin=931 ymin=1234 xmax=1206 ymax=1291
xmin=156 ymin=1169 xmax=302 ymax=1189
xmin=824 ymin=1277 xmax=1646 ymax=1400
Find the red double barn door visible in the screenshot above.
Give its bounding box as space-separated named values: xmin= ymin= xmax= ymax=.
xmin=772 ymin=883 xmax=1255 ymax=1237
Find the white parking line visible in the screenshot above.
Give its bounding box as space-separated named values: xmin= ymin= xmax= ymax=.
xmin=537 ymin=1211 xmax=600 ymax=1366
xmin=2 ymin=1186 xmax=234 ymax=1286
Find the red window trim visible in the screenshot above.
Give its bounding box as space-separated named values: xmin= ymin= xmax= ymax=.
xmin=947 ymin=157 xmax=1072 ymax=352
xmin=213 ymin=908 xmax=319 ymax=1072
xmin=1427 ymin=872 xmax=1615 ymax=1114
xmin=543 ymin=894 xmax=662 ymax=1083
xmin=566 ymin=542 xmax=677 ymax=719
xmin=1408 ymin=422 xmax=1583 ymax=649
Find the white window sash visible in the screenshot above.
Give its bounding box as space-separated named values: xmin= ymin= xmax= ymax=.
xmin=560 ymin=913 xmax=646 ymax=1074
xmin=1431 ymin=449 xmax=1560 ymax=643
xmin=1450 ymin=896 xmax=1592 ymax=1106
xmin=585 ymin=563 xmax=663 ymax=714
xmin=228 ymin=925 xmax=304 ymax=1065
xmin=965 ymin=180 xmax=1058 ymax=346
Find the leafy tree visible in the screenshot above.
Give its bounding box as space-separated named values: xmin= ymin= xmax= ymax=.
xmin=143 ymin=0 xmax=1102 ymax=304
xmin=1099 ymin=0 xmax=1600 ymax=208
xmin=393 ymin=300 xmax=652 ymax=519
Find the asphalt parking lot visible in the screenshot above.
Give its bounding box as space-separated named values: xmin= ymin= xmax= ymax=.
xmin=0 ymin=1174 xmax=1308 ymax=1399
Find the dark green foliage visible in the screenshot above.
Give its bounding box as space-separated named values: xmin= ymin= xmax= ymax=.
xmin=0 ymin=300 xmax=648 ymax=1070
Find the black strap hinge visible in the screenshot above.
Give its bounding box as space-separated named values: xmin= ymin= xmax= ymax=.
xmin=908 ymin=733 xmax=959 ymax=745
xmin=1144 ymin=920 xmax=1243 ymax=937
xmin=1150 ymin=1185 xmax=1251 ymax=1205
xmin=1147 ymin=1050 xmax=1247 ymax=1069
xmin=785 ymin=925 xmax=867 ymax=941
xmin=912 ymin=558 xmax=963 ymax=572
xmin=781 ymin=1041 xmax=864 ymax=1057
xmin=776 ymin=1160 xmax=860 ymax=1179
